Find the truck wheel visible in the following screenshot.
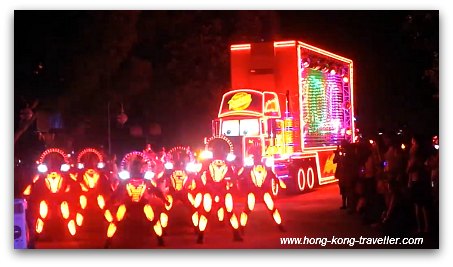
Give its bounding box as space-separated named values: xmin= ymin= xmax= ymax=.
xmin=306 ymin=167 xmax=315 ymax=190
xmin=297 ymin=168 xmax=306 ymax=192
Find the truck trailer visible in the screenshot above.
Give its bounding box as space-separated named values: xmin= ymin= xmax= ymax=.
xmin=206 ymin=40 xmax=356 ymax=194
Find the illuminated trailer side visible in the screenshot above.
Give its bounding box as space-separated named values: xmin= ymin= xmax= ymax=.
xmin=211 ymin=40 xmax=355 ymax=194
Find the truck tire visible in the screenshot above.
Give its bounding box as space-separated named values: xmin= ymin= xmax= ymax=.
xmin=287 ymin=165 xmax=304 ymax=194
xmin=297 ymin=168 xmax=306 ymax=192
xmin=306 ymin=167 xmax=316 ymax=190
xmin=289 ymin=163 xmax=317 ymax=194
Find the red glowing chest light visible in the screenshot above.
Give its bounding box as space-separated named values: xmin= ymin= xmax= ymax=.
xmin=83 ymin=169 xmax=100 ymax=189
xmin=126 ymin=179 xmax=147 ymax=202
xmin=171 ymin=170 xmax=188 ymax=191
xmin=251 ymin=165 xmax=268 ymax=187
xmin=208 ymin=160 xmax=228 ymax=182
xmin=45 ymin=172 xmax=63 ymax=193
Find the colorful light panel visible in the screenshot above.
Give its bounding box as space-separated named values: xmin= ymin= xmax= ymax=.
xmin=301 ymin=68 xmax=345 ymax=147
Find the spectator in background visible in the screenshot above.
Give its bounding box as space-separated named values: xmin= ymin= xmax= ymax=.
xmin=334 ymin=141 xmax=348 ymax=209
xmin=383 ymin=133 xmax=405 ymax=189
xmin=425 ymin=136 xmax=439 ymax=236
xmin=357 ymin=141 xmax=381 ymax=223
xmin=380 ymin=174 xmax=408 ymax=236
xmin=337 ymin=142 xmax=360 ymax=214
xmin=426 ymin=137 xmax=439 ymax=208
xmin=380 ymin=133 xmax=407 ymax=225
xmin=407 ymin=134 xmax=431 ymax=235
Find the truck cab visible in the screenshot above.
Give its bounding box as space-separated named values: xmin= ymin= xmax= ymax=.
xmin=212 ymin=89 xmax=285 ymax=165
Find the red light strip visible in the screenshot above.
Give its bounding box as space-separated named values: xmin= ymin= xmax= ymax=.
xmin=219 ymin=111 xmax=262 ymax=118
xmin=274 ymin=40 xmax=296 ymax=47
xmin=303 ymin=146 xmax=337 ymax=152
xmin=315 ymin=152 xmax=323 ymax=185
xmin=217 ymin=118 xmax=223 ymax=136
xmin=297 ymin=41 xmax=352 ymax=64
xmin=297 ymin=45 xmax=305 ymax=152
xmin=230 ymin=44 xmax=251 ymax=51
xmin=350 ymin=62 xmax=356 ymax=142
xmin=290 ymin=155 xmax=318 ymax=160
xmin=77 ymin=148 xmax=104 ymax=163
xmin=319 ymin=177 xmax=338 ymax=185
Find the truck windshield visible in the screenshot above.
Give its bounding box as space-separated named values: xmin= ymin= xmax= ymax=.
xmin=221 ymin=119 xmax=259 ymax=137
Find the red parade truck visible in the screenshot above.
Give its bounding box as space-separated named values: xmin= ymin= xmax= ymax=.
xmin=206 ymin=40 xmax=356 ymax=194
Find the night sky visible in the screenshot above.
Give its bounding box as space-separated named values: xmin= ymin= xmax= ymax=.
xmin=278 ymin=11 xmax=438 ymax=135
xmin=14 ymin=10 xmax=439 ymax=151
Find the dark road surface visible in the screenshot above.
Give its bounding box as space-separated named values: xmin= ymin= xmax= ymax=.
xmin=33 ymin=184 xmax=437 ymax=249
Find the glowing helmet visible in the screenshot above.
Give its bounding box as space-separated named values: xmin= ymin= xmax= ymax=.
xmin=205 ymin=136 xmax=234 ymax=161
xmin=37 ymin=148 xmax=70 ymax=173
xmin=120 ymin=151 xmax=153 ymax=180
xmin=77 ymin=148 xmax=105 ymax=170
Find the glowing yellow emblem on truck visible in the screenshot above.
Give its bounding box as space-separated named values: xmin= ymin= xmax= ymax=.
xmin=323 ymin=154 xmax=337 ymax=174
xmin=228 ymin=92 xmax=252 ymax=111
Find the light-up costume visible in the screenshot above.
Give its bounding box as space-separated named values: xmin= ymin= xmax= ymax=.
xmin=195 ymin=155 xmax=243 ymax=244
xmin=237 ymin=161 xmax=286 ymax=234
xmin=103 ymin=151 xmax=167 ymax=248
xmin=70 ymin=148 xmax=113 ymax=235
xmin=22 ymin=148 xmax=82 ymax=247
xmin=161 ymin=146 xmax=201 ymax=236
